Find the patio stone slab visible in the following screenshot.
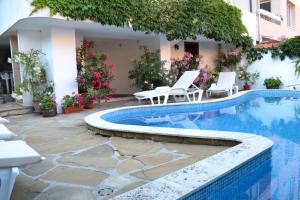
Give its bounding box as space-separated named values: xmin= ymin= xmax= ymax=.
xmin=111 ymin=137 xmax=162 ymax=156
xmin=34 ymin=134 xmax=108 ymax=155
xmin=11 ymin=174 xmax=49 ymax=200
xmin=58 ymin=144 xmax=118 ymax=169
xmin=117 ymin=159 xmax=144 ymax=174
xmin=22 ymin=156 xmax=55 ymax=177
xmin=136 ymin=153 xmax=174 ymax=166
xmin=36 ymin=186 xmax=96 ymax=200
xmin=131 ymin=157 xmax=200 ymax=181
xmin=41 ymin=166 xmax=108 ymax=186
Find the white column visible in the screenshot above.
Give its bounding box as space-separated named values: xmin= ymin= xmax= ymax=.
xmin=45 ymin=28 xmax=78 ymax=113
xmin=159 ymin=36 xmax=172 ymax=70
xmin=17 ymin=30 xmax=42 ymax=106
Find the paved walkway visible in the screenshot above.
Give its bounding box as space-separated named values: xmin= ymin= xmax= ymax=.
xmin=7 ymin=100 xmax=228 ymax=200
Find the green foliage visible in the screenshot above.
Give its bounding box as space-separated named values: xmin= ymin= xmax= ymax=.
xmin=245 ymin=48 xmax=269 ymax=64
xmin=33 ymin=82 xmax=55 ymax=101
xmin=238 ymin=66 xmax=260 ymax=85
xmin=31 ymin=0 xmax=251 ymax=49
xmin=12 ymin=49 xmax=48 ymax=99
xmin=76 ymin=40 xmax=114 ymax=99
xmin=264 ymin=77 xmax=282 ymax=89
xmin=245 ymin=36 xmax=300 ymax=63
xmin=129 ymin=47 xmax=168 ymax=90
xmin=216 ymin=49 xmax=242 ymax=71
xmin=244 ymin=36 xmax=300 ymax=76
xmin=39 ymin=96 xmax=56 ymax=110
xmin=295 ymin=58 xmax=300 ymax=76
xmin=62 ymin=93 xmax=84 ymax=108
xmin=279 ymin=36 xmax=300 ymax=59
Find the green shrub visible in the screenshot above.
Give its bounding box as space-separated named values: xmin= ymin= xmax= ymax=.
xmin=264 ymin=77 xmax=282 ymax=89
xmin=128 ymin=47 xmax=168 ymax=90
xmin=39 ymin=96 xmax=56 ymax=110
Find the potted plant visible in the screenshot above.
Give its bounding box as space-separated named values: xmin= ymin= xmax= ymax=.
xmin=83 ymin=89 xmax=95 ymax=109
xmin=32 ymin=82 xmax=54 ymax=114
xmin=39 ymin=95 xmax=57 ymax=117
xmin=264 ymin=77 xmax=282 ymax=89
xmin=12 ymin=49 xmax=47 ymax=106
xmin=238 ymin=67 xmax=260 ymax=90
xmin=62 ymin=93 xmax=84 ymax=114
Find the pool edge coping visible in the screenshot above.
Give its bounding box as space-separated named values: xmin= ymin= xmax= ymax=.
xmin=85 ymin=90 xmax=275 ymax=199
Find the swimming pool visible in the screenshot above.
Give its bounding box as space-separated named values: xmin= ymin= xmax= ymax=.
xmin=104 ymin=91 xmax=300 ymax=199
xmin=86 ymin=90 xmax=300 ymax=199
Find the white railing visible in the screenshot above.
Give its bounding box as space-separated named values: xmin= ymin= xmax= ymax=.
xmin=259 ymin=9 xmax=281 ymax=24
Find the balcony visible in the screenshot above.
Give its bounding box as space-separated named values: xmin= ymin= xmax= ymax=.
xmin=259 ymin=9 xmax=281 ymax=25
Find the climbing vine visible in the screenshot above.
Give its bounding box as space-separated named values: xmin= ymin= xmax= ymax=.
xmin=31 ymin=0 xmax=252 ymax=49
xmin=244 ymin=36 xmax=300 ymax=76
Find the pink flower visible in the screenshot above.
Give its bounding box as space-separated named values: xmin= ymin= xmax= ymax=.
xmin=108 ymin=63 xmax=115 ymax=69
xmin=108 ymin=70 xmax=113 ymax=77
xmin=91 ymin=52 xmax=97 ymax=58
xmin=103 ymin=81 xmax=110 ymax=87
xmin=94 ymin=72 xmax=101 ymax=79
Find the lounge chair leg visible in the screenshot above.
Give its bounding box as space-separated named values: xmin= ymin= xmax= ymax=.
xmin=157 ymin=97 xmax=161 ymax=104
xmin=163 ymin=95 xmax=169 ymax=104
xmin=150 ymin=98 xmax=154 ymax=105
xmin=0 ymin=167 xmax=19 ymax=200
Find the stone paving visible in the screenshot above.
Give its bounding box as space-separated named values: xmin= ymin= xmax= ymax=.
xmin=6 ymin=100 xmax=229 ymax=200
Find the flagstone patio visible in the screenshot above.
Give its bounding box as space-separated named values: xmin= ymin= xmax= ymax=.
xmin=7 ymin=100 xmax=229 ymax=200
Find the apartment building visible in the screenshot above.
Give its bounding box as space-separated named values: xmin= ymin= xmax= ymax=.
xmin=231 ymin=0 xmax=300 ymax=42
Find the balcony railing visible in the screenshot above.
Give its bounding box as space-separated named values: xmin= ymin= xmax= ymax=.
xmin=259 ymin=9 xmax=281 ymax=25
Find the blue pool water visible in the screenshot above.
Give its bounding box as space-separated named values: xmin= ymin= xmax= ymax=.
xmin=104 ymin=91 xmax=300 ymax=200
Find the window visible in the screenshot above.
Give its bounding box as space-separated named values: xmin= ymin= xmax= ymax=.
xmin=287 ymin=1 xmax=295 ymax=28
xmin=184 ymin=42 xmax=199 ymax=57
xmin=260 ymin=0 xmax=271 ymax=12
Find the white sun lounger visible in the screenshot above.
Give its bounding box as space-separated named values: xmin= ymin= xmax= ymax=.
xmin=206 ymin=72 xmax=237 ymax=97
xmin=0 ymin=125 xmax=16 ymax=140
xmin=134 ymin=71 xmax=203 ymax=104
xmin=0 ymin=141 xmax=43 ymax=200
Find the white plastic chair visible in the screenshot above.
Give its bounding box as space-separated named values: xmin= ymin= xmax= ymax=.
xmin=134 ymin=71 xmax=203 ymax=104
xmin=206 ymin=72 xmax=237 ymax=97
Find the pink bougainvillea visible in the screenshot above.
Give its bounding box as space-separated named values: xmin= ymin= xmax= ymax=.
xmin=170 ymin=52 xmax=212 ymax=88
xmin=76 ymin=40 xmax=115 ymax=102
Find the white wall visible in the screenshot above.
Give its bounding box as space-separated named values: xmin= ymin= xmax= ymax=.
xmin=48 ymin=28 xmax=78 ymax=113
xmin=247 ymin=52 xmax=299 ymax=89
xmin=89 ymin=37 xmax=160 ymax=94
xmin=241 ymin=10 xmax=257 ymax=43
xmin=16 ymin=28 xmax=78 ymax=111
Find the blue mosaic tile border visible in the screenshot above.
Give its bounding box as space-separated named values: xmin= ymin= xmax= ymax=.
xmin=181 ymin=149 xmax=272 ymax=200
xmin=102 ymin=90 xmax=300 ymax=122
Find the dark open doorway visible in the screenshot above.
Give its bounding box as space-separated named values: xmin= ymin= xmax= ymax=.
xmin=184 ymin=42 xmax=199 ymax=57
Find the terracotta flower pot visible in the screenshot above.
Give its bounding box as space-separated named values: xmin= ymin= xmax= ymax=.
xmin=63 ymin=105 xmax=84 ymax=114
xmin=243 ymin=83 xmax=251 ymax=90
xmin=84 ymin=101 xmax=94 ymax=109
xmin=33 ymin=100 xmax=42 ymax=114
xmin=42 ymin=107 xmax=57 ymax=117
